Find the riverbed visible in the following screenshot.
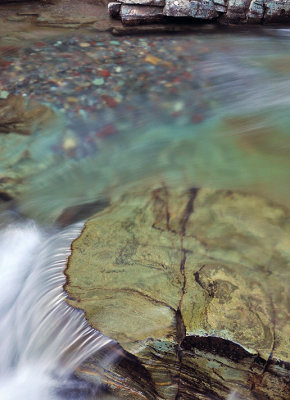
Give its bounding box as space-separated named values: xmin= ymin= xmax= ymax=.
xmin=0 ymin=12 xmax=289 ymax=400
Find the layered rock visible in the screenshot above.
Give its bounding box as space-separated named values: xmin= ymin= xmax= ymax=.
xmin=120 ymin=5 xmax=164 ymax=25
xmin=108 ymin=0 xmax=290 ymax=25
xmin=66 ymin=186 xmax=290 ymax=399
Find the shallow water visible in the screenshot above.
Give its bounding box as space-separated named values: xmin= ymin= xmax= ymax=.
xmin=1 ymin=28 xmax=290 ymax=222
xmin=0 ymin=27 xmax=290 ymax=399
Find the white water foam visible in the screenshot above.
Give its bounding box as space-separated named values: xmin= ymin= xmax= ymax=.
xmin=0 ymin=221 xmax=114 ymax=399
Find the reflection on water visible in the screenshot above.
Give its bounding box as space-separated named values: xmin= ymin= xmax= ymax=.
xmin=0 ymin=27 xmax=290 ymax=399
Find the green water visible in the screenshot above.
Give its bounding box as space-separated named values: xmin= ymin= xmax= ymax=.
xmin=0 ymin=28 xmax=290 ymax=223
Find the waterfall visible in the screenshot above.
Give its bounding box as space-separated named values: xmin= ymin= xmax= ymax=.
xmin=0 ymin=220 xmax=115 ymax=399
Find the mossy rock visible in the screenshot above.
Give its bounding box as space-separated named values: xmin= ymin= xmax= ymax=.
xmin=66 ymin=185 xmax=290 ymax=399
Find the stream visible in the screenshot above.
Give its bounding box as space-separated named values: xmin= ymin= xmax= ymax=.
xmin=0 ymin=26 xmax=289 ymax=399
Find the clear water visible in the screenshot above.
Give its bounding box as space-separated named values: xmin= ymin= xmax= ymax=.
xmin=1 ymin=29 xmax=289 ymax=222
xmin=0 ymin=27 xmax=290 ymax=399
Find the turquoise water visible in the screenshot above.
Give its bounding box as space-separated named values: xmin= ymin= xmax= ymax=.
xmin=1 ymin=28 xmax=290 ymax=224
xmin=0 ymin=27 xmax=290 ymax=399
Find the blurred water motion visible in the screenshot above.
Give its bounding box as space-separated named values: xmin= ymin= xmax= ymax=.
xmin=0 ymin=27 xmax=290 ymax=400
xmin=0 ymin=221 xmax=117 ymax=399
xmin=1 ymin=30 xmax=289 ymax=223
xmin=18 ymin=105 xmax=290 ymax=223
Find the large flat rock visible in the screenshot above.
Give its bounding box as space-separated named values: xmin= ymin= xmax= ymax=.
xmin=66 ymin=186 xmax=290 ymax=399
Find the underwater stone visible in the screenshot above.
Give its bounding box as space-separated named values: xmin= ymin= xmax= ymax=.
xmin=0 ymin=90 xmax=9 ymax=99
xmin=92 ymin=77 xmax=105 ymax=86
xmin=0 ymin=94 xmax=56 ymax=135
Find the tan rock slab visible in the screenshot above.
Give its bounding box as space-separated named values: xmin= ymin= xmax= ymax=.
xmin=66 ymin=185 xmax=290 ymax=399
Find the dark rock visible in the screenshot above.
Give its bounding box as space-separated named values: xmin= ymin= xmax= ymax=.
xmin=108 ymin=2 xmax=121 ymax=18
xmin=56 ymin=198 xmax=110 ymax=227
xmin=120 ymin=5 xmax=164 ymax=25
xmin=111 ymin=21 xmax=216 ymax=34
xmin=118 ymin=0 xmax=165 ymax=5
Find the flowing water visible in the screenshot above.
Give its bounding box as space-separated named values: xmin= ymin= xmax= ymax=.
xmin=0 ymin=219 xmax=117 ymax=399
xmin=0 ymin=26 xmax=290 ymax=399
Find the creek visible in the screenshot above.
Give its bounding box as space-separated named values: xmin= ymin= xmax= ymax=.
xmin=0 ymin=27 xmax=289 ymax=399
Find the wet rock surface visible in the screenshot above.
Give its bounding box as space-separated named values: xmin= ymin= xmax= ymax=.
xmin=66 ymin=186 xmax=290 ymax=399
xmin=109 ymin=0 xmax=290 ymax=25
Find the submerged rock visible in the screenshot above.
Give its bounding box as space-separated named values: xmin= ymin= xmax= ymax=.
xmin=66 ymin=185 xmax=290 ymax=399
xmin=0 ymin=95 xmax=63 ymax=209
xmin=0 ymin=94 xmax=55 ymax=135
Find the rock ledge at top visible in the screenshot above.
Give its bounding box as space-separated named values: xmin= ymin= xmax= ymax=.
xmin=108 ymin=0 xmax=290 ymax=25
